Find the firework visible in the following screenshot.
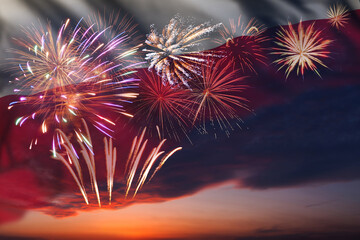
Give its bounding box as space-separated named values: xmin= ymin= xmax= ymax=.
xmin=9 ymin=18 xmax=139 ymax=137
xmin=11 ymin=80 xmax=138 ymax=138
xmin=10 ymin=18 xmax=136 ymax=91
xmin=53 ymin=122 xmax=181 ymax=206
xmin=52 ymin=121 xmax=92 ymax=205
xmin=125 ymin=128 xmax=182 ymax=198
xmin=272 ymin=21 xmax=332 ymax=78
xmin=133 ymin=70 xmax=193 ymax=141
xmin=190 ymin=59 xmax=249 ymax=136
xmin=52 ymin=119 xmax=106 ymax=207
xmin=215 ymin=17 xmax=267 ymax=73
xmin=84 ymin=11 xmax=144 ymax=69
xmin=104 ymin=137 xmax=117 ymax=204
xmin=327 ymin=4 xmax=349 ymax=29
xmin=143 ymin=16 xmax=221 ymax=87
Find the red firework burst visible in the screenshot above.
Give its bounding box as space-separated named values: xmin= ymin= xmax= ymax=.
xmin=133 ymin=70 xmax=193 ymax=141
xmin=189 ymin=59 xmax=250 ymax=137
xmin=215 ymin=17 xmax=267 ymax=73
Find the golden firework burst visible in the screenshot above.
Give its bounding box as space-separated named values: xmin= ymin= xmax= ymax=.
xmin=327 ymin=3 xmax=349 ymax=29
xmin=272 ymin=21 xmax=332 ymax=78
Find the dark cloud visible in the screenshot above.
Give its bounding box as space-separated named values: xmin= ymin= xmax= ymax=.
xmin=255 ymin=226 xmax=283 ymax=234
xmin=149 ymin=85 xmax=360 ymax=198
xmin=1 ymin=13 xmax=360 ymax=221
xmin=233 ymin=232 xmax=360 ymax=240
xmin=305 ymin=200 xmax=334 ymax=208
xmin=5 ymin=65 xmax=360 ymax=219
xmin=0 ymin=236 xmax=45 ymax=240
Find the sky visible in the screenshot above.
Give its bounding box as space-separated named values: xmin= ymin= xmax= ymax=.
xmin=0 ymin=0 xmax=360 ymax=240
xmin=1 ymin=181 xmax=360 ymax=239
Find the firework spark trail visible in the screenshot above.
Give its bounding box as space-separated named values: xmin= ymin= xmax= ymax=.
xmin=133 ymin=139 xmax=166 ymax=197
xmin=327 ymin=3 xmax=349 ymax=29
xmin=272 ymin=21 xmax=332 ymax=78
xmin=125 ymin=128 xmax=182 ymax=198
xmin=125 ymin=128 xmax=147 ymax=198
xmin=215 ymin=16 xmax=267 ymax=73
xmin=135 ymin=70 xmax=193 ymax=141
xmin=76 ymin=119 xmax=101 ymax=207
xmin=104 ymin=137 xmax=117 ymax=204
xmin=143 ymin=16 xmax=221 ymax=87
xmin=149 ymin=147 xmax=182 ymax=182
xmin=190 ymin=59 xmax=250 ymax=136
xmin=52 ymin=129 xmax=89 ymax=205
xmin=53 ymin=119 xmax=101 ymax=206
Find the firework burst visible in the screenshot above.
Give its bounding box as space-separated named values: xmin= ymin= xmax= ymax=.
xmin=133 ymin=70 xmax=193 ymax=141
xmin=9 ymin=18 xmax=139 ymax=137
xmin=11 ymin=19 xmax=83 ymax=92
xmin=143 ymin=16 xmax=221 ymax=87
xmin=327 ymin=3 xmax=349 ymax=29
xmin=84 ymin=10 xmax=144 ymax=69
xmin=190 ymin=59 xmax=250 ymax=136
xmin=11 ymin=78 xmax=138 ymax=138
xmin=215 ymin=17 xmax=267 ymax=73
xmin=272 ymin=21 xmax=332 ymax=78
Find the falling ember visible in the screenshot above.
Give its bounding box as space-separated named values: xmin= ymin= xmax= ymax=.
xmin=272 ymin=21 xmax=332 ymax=78
xmin=215 ymin=16 xmax=267 ymax=73
xmin=190 ymin=59 xmax=250 ymax=136
xmin=327 ymin=3 xmax=349 ymax=29
xmin=143 ymin=15 xmax=221 ymax=87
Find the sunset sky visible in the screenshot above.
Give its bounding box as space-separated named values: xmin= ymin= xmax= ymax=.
xmin=1 ymin=180 xmax=360 ymax=239
xmin=1 ymin=0 xmax=360 ymax=240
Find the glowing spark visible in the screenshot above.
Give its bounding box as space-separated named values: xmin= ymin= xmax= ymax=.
xmin=15 ymin=117 xmax=23 ymax=126
xmin=41 ymin=121 xmax=47 ymax=133
xmin=29 ymin=139 xmax=33 ymax=150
